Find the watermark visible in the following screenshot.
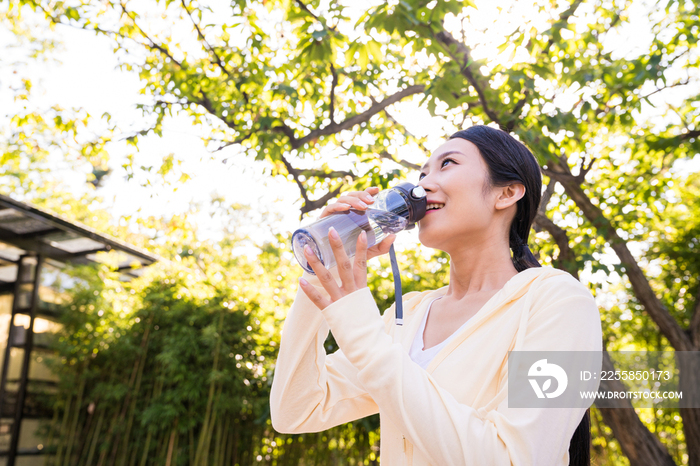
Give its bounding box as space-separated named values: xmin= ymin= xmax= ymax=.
xmin=507 ymin=351 xmax=700 ymax=409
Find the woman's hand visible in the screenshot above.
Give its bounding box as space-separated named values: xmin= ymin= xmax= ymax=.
xmin=317 ymin=186 xmax=396 ymax=261
xmin=299 ymin=186 xmax=396 ymax=310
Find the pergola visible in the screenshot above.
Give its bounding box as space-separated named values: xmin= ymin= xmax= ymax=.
xmin=0 ymin=194 xmax=158 ymax=465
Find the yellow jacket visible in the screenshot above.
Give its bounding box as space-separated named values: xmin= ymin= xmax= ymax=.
xmin=270 ymin=265 xmax=603 ymax=465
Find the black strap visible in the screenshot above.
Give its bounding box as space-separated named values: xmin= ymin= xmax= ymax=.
xmin=389 ymin=243 xmax=403 ymax=325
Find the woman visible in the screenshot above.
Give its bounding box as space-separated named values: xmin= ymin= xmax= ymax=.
xmin=270 ymin=125 xmax=602 ymax=465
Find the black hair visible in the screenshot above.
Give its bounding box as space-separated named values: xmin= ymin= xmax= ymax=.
xmin=449 ymin=125 xmax=590 ymax=466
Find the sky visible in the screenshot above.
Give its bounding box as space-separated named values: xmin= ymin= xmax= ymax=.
xmin=1 ymin=0 xmax=699 ymax=300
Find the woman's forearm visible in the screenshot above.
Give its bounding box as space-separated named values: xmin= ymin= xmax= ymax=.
xmin=269 ymin=271 xmax=380 ymax=433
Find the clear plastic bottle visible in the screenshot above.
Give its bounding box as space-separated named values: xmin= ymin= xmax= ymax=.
xmin=292 ymin=184 xmax=426 ymax=274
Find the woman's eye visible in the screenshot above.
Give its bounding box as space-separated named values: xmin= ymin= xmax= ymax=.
xmin=441 ymin=158 xmax=455 ymax=168
xmin=419 ymin=158 xmax=455 ymax=181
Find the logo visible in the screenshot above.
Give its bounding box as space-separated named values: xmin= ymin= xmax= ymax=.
xmin=528 ymin=359 xmax=568 ymax=399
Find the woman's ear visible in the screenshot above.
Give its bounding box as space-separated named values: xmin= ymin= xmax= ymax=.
xmin=494 ymin=183 xmax=525 ymax=211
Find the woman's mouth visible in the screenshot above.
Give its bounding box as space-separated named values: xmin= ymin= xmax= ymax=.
xmin=425 ymin=203 xmax=445 ymax=214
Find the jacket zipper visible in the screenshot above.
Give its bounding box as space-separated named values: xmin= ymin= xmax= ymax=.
xmin=403 ymin=436 xmax=413 ymax=466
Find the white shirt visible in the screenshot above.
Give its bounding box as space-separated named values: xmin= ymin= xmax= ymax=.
xmin=409 ymin=297 xmax=473 ymax=370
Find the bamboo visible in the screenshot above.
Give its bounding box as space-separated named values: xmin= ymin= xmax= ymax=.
xmin=118 ymin=320 xmax=153 ymax=466
xmin=164 ymin=419 xmax=178 ymax=466
xmin=212 ymin=418 xmax=223 ymax=466
xmin=231 ymin=419 xmax=239 ymax=466
xmin=156 ymin=430 xmax=169 ymax=466
xmin=194 ymin=311 xmax=225 ymax=465
xmin=172 ymin=428 xmax=179 ymax=466
xmin=54 ymin=394 xmax=73 ymax=466
xmin=224 ymin=420 xmax=234 ymax=466
xmin=313 ymin=432 xmax=321 ymax=466
xmin=218 ymin=416 xmax=230 ymax=466
xmin=134 ymin=373 xmax=158 ymax=466
xmin=96 ymin=409 xmax=119 ymax=466
xmin=110 ymin=317 xmax=154 ymax=466
xmin=189 ymin=426 xmax=195 ymax=465
xmin=85 ymin=410 xmax=105 ymax=466
xmin=203 ymin=384 xmax=223 ymax=465
xmin=138 ymin=430 xmax=153 ymax=466
xmin=65 ymin=375 xmax=86 ymax=465
xmin=43 ymin=399 xmax=61 ymax=466
xmin=76 ymin=398 xmax=99 ymax=465
xmin=128 ymin=445 xmax=139 ymax=466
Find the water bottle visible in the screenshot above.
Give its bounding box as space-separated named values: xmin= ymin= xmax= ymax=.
xmin=292 ymin=183 xmax=427 ymax=274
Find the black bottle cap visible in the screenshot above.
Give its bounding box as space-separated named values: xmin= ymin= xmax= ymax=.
xmin=392 ymin=182 xmax=427 ymax=229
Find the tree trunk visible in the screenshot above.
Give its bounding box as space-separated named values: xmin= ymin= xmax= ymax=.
xmin=678 ymin=352 xmax=700 ymax=465
xmin=533 ymin=193 xmax=680 ymax=466
xmin=596 ymin=350 xmax=676 ymax=466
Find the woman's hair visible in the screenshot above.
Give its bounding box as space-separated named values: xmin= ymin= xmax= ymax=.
xmin=449 ymin=125 xmax=542 ymax=272
xmin=449 ymin=125 xmax=591 ymax=466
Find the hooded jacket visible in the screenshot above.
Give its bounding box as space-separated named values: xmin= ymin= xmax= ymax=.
xmin=270 ymin=265 xmax=603 ymax=465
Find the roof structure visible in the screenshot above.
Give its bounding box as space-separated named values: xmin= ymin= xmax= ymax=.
xmin=0 ymin=194 xmax=159 ymax=289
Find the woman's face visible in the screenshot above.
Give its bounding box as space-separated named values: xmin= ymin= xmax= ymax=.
xmin=416 ymin=138 xmax=517 ymax=252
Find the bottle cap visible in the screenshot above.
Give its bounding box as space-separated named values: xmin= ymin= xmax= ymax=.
xmin=391 ymin=182 xmax=427 ymax=229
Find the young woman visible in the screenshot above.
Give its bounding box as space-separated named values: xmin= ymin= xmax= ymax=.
xmin=270 ymin=125 xmax=602 ymax=465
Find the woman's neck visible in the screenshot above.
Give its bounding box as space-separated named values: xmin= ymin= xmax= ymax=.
xmin=443 ymin=240 xmax=519 ymax=301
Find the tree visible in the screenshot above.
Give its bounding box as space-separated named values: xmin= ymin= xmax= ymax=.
xmin=11 ymin=0 xmax=700 ymax=464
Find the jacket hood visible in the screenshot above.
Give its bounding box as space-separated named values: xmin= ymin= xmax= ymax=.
xmin=406 ymin=266 xmax=570 ymax=317
xmin=399 ymin=266 xmax=573 ymax=372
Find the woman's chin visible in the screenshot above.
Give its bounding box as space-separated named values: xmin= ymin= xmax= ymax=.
xmin=417 ymin=231 xmax=439 ymax=250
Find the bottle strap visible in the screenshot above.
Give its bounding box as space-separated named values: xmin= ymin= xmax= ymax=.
xmin=389 ymin=243 xmax=403 ymax=325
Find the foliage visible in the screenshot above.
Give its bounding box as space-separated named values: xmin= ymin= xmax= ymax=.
xmin=0 ymin=3 xmax=115 ymax=198
xmin=44 ymin=255 xmax=277 ymax=465
xmin=43 ymin=213 xmax=443 ymax=464
xmin=4 ymin=0 xmax=700 ymax=464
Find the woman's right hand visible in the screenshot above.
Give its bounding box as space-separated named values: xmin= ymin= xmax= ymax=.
xmin=318 ymin=186 xmax=396 ymax=261
xmin=318 ymin=186 xmax=379 ymax=219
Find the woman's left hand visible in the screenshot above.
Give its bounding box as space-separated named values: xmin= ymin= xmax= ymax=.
xmin=299 ymin=227 xmax=393 ymax=310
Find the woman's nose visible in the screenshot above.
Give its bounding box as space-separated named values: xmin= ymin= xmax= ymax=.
xmin=418 ymin=176 xmax=438 ymax=193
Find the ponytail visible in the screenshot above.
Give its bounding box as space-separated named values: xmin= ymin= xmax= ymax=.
xmin=510 ymin=235 xmax=541 ymax=272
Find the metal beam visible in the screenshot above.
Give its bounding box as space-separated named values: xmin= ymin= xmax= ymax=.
xmin=7 ymin=255 xmax=43 ymax=466
xmin=0 ymin=282 xmax=14 ymax=294
xmin=0 ymin=257 xmax=28 ymax=423
xmin=0 ymin=230 xmax=96 ymax=264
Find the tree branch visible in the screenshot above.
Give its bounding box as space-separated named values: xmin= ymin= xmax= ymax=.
xmin=508 ymin=89 xmax=530 ymax=128
xmin=278 ymin=153 xmax=355 ymax=217
xmin=300 ymin=186 xmax=344 ymax=218
xmin=273 ymin=85 xmax=425 ymax=149
xmin=545 ymin=157 xmax=694 ymax=351
xmin=528 ymin=192 xmax=675 ymax=464
xmin=329 ymin=64 xmax=338 ymax=125
xmin=640 ymin=79 xmax=690 ymax=101
xmin=278 ymin=153 xmax=311 ymax=209
xmin=539 ymin=178 xmax=557 ymax=217
xmin=180 ymin=0 xmax=231 ymax=76
xmin=530 ymin=180 xmax=575 ymax=277
xmin=382 ymin=110 xmax=432 ymax=159
xmin=533 ymin=213 xmax=579 ymax=279
xmin=119 ymin=2 xmax=183 ymax=68
xmin=213 ymin=132 xmax=253 ymax=152
xmin=295 ymin=0 xmax=320 ymax=21
xmin=539 ymin=0 xmax=584 ymax=58
xmin=378 ymin=151 xmax=421 ymax=171
xmin=433 ymin=29 xmax=504 ymax=127
xmin=575 ymin=154 xmax=597 ymax=183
